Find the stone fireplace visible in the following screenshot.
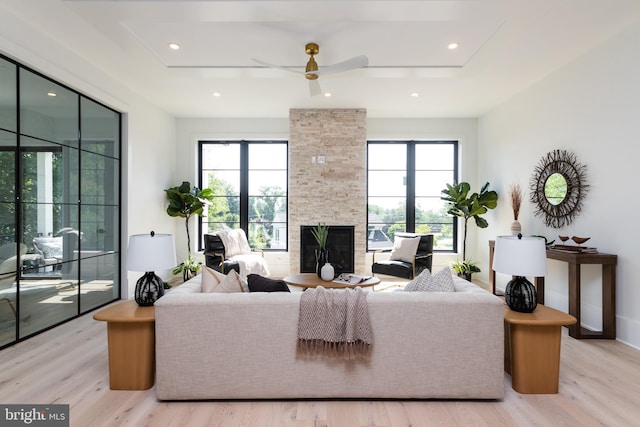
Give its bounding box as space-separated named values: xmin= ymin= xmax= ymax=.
xmin=288 ymin=108 xmax=367 ymax=274
xmin=300 ymin=225 xmax=355 ymax=274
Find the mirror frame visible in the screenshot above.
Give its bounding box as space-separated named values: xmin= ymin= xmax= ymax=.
xmin=529 ymin=149 xmax=589 ymax=228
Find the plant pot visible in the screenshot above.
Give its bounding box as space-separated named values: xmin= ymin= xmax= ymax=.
xmin=320 ymin=262 xmax=335 ymax=281
xmin=458 ymin=272 xmax=472 ymax=282
xmin=315 ymin=249 xmax=328 ymax=278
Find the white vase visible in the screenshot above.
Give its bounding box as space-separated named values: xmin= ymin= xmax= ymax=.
xmin=320 ymin=262 xmax=335 ymax=281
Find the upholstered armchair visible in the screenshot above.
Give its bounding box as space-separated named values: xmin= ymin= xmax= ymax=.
xmin=203 ymin=229 xmax=269 ymax=280
xmin=371 ymin=233 xmax=434 ymax=280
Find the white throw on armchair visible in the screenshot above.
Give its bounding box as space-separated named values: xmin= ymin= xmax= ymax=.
xmin=206 ymin=228 xmax=270 ymax=281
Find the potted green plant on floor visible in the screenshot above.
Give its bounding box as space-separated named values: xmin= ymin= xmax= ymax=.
xmin=165 ymin=181 xmax=214 ymax=281
xmin=442 ymin=181 xmax=498 ymax=279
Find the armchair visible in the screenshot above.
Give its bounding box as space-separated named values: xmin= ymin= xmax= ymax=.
xmin=371 ymin=233 xmax=433 ymax=280
xmin=203 ymin=229 xmax=270 ymax=281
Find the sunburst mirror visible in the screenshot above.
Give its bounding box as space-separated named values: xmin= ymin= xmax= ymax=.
xmin=529 ymin=149 xmax=589 ymax=228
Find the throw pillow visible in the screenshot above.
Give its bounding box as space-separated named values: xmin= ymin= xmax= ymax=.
xmin=201 ymin=267 xmax=245 ymax=293
xmin=405 ymin=268 xmax=455 ymax=292
xmin=201 ymin=266 xmax=224 ymax=292
xmin=389 ymin=236 xmax=421 ymax=263
xmin=215 ymin=269 xmax=246 ymax=293
xmin=247 ymin=274 xmax=290 ymax=292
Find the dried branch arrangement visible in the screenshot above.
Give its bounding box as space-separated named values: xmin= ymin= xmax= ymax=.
xmin=509 ymin=183 xmax=522 ymax=221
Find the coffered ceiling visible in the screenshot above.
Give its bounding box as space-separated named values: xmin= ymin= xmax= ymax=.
xmin=2 ymin=0 xmax=640 ymax=118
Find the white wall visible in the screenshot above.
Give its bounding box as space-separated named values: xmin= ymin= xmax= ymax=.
xmin=477 ymin=22 xmax=640 ymax=348
xmin=0 ymin=5 xmax=177 ymax=299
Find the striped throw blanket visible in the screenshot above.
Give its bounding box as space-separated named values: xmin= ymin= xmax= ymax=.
xmin=297 ymin=286 xmax=373 ymax=360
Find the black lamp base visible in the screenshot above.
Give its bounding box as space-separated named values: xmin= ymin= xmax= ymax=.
xmin=135 ymin=271 xmax=164 ymax=306
xmin=505 ymin=276 xmax=537 ymax=313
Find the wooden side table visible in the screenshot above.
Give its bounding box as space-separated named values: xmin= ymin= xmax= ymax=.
xmin=504 ymin=305 xmax=576 ymax=394
xmin=93 ymin=300 xmax=156 ymax=390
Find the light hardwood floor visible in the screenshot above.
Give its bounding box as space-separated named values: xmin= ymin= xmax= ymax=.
xmin=1 ymin=302 xmax=639 ymax=427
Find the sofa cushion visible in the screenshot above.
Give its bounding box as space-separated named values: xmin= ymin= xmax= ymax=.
xmin=388 ymin=236 xmax=420 ymax=263
xmin=405 ymin=268 xmax=455 ymax=292
xmin=247 ymin=274 xmax=290 ymax=292
xmin=201 ymin=267 xmax=245 ymax=293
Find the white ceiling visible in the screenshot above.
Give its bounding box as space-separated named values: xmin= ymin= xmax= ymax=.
xmin=5 ymin=0 xmax=640 ymax=118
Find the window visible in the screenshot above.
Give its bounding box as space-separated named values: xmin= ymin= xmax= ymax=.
xmin=367 ymin=141 xmax=457 ymax=251
xmin=0 ymin=53 xmax=121 ymax=349
xmin=199 ymin=141 xmax=287 ymax=250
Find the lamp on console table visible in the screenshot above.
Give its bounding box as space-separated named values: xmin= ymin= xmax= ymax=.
xmin=127 ymin=231 xmax=176 ymax=306
xmin=493 ymin=234 xmax=547 ymax=313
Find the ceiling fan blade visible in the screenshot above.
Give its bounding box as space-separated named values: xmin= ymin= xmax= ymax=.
xmin=251 ymin=58 xmax=304 ymax=75
xmin=312 ymin=55 xmax=368 ymax=77
xmin=309 ymin=80 xmax=322 ymax=97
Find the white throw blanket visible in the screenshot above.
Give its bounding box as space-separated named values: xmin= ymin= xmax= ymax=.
xmin=297 ymin=286 xmax=372 ymax=360
xmin=230 ymin=254 xmax=270 ymax=281
xmin=217 ymin=229 xmax=270 ymax=281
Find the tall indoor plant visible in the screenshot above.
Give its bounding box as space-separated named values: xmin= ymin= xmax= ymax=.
xmin=165 ymin=181 xmax=214 ymax=280
xmin=441 ymin=182 xmax=498 ymax=277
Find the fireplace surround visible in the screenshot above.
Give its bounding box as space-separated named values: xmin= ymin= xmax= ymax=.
xmin=300 ymin=226 xmax=354 ymax=274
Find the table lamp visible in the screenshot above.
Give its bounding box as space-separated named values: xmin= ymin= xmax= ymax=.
xmin=493 ymin=234 xmax=547 ymax=313
xmin=127 ymin=231 xmax=176 ymax=306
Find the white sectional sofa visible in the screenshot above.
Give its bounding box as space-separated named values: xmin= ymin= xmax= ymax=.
xmin=154 ymin=274 xmax=504 ymax=400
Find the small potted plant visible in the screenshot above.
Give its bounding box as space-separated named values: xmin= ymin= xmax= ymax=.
xmin=311 ymin=223 xmax=329 ymax=278
xmin=450 ymin=259 xmax=481 ymax=281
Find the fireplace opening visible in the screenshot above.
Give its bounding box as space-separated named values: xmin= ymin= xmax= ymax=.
xmin=300 ymin=225 xmax=354 ymax=274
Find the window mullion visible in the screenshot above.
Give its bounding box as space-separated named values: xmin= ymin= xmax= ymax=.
xmin=240 ymin=141 xmax=249 ymax=232
xmin=406 ymin=141 xmax=416 ymax=232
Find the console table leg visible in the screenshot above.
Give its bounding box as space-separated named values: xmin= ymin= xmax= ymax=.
xmin=568 ymin=263 xmax=581 ymax=338
xmin=602 ymin=264 xmax=616 ymax=339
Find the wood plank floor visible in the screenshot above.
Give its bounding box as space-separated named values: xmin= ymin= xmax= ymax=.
xmin=1 ymin=303 xmax=639 ymax=427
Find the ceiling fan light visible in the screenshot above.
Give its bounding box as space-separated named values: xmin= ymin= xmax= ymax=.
xmin=305 ymin=56 xmax=319 ymax=79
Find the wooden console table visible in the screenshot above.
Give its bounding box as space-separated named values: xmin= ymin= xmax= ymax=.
xmin=489 ymin=240 xmax=617 ymax=339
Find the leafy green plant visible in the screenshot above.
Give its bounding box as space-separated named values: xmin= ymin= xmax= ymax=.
xmin=310 ymin=222 xmax=329 ymax=250
xmin=441 ymin=182 xmax=498 ymax=262
xmin=165 ymin=181 xmax=214 ymax=277
xmin=450 ymin=259 xmax=482 ymax=276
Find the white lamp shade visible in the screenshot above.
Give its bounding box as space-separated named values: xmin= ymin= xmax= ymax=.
xmin=127 ymin=233 xmax=177 ymax=272
xmin=493 ymin=235 xmax=547 ymax=277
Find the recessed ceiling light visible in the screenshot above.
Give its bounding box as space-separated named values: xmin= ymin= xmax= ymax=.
xmin=168 ymin=43 xmax=180 ymax=50
xmin=212 ymin=92 xmax=221 ymax=97
xmin=47 ymin=92 xmax=57 ymax=97
xmin=324 ymin=93 xmax=332 ymax=97
xmin=448 ymin=42 xmax=459 ymax=50
xmin=411 ymin=92 xmax=419 ymax=98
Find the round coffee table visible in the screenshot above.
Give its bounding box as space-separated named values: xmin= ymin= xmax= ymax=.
xmin=283 ymin=273 xmax=380 ymax=291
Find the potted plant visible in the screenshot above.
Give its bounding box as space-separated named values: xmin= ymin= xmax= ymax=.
xmin=165 ymin=181 xmax=214 ymax=281
xmin=441 ymin=182 xmax=498 ymax=278
xmin=310 ymin=223 xmax=329 ymax=278
xmin=450 ymin=259 xmax=481 ymax=281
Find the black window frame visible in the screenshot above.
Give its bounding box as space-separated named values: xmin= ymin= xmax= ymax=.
xmin=366 ymin=140 xmax=458 ymax=252
xmin=198 ymin=140 xmax=288 ymax=252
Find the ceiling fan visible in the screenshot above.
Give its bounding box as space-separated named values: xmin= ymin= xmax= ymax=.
xmin=252 ymin=43 xmax=368 ymax=96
